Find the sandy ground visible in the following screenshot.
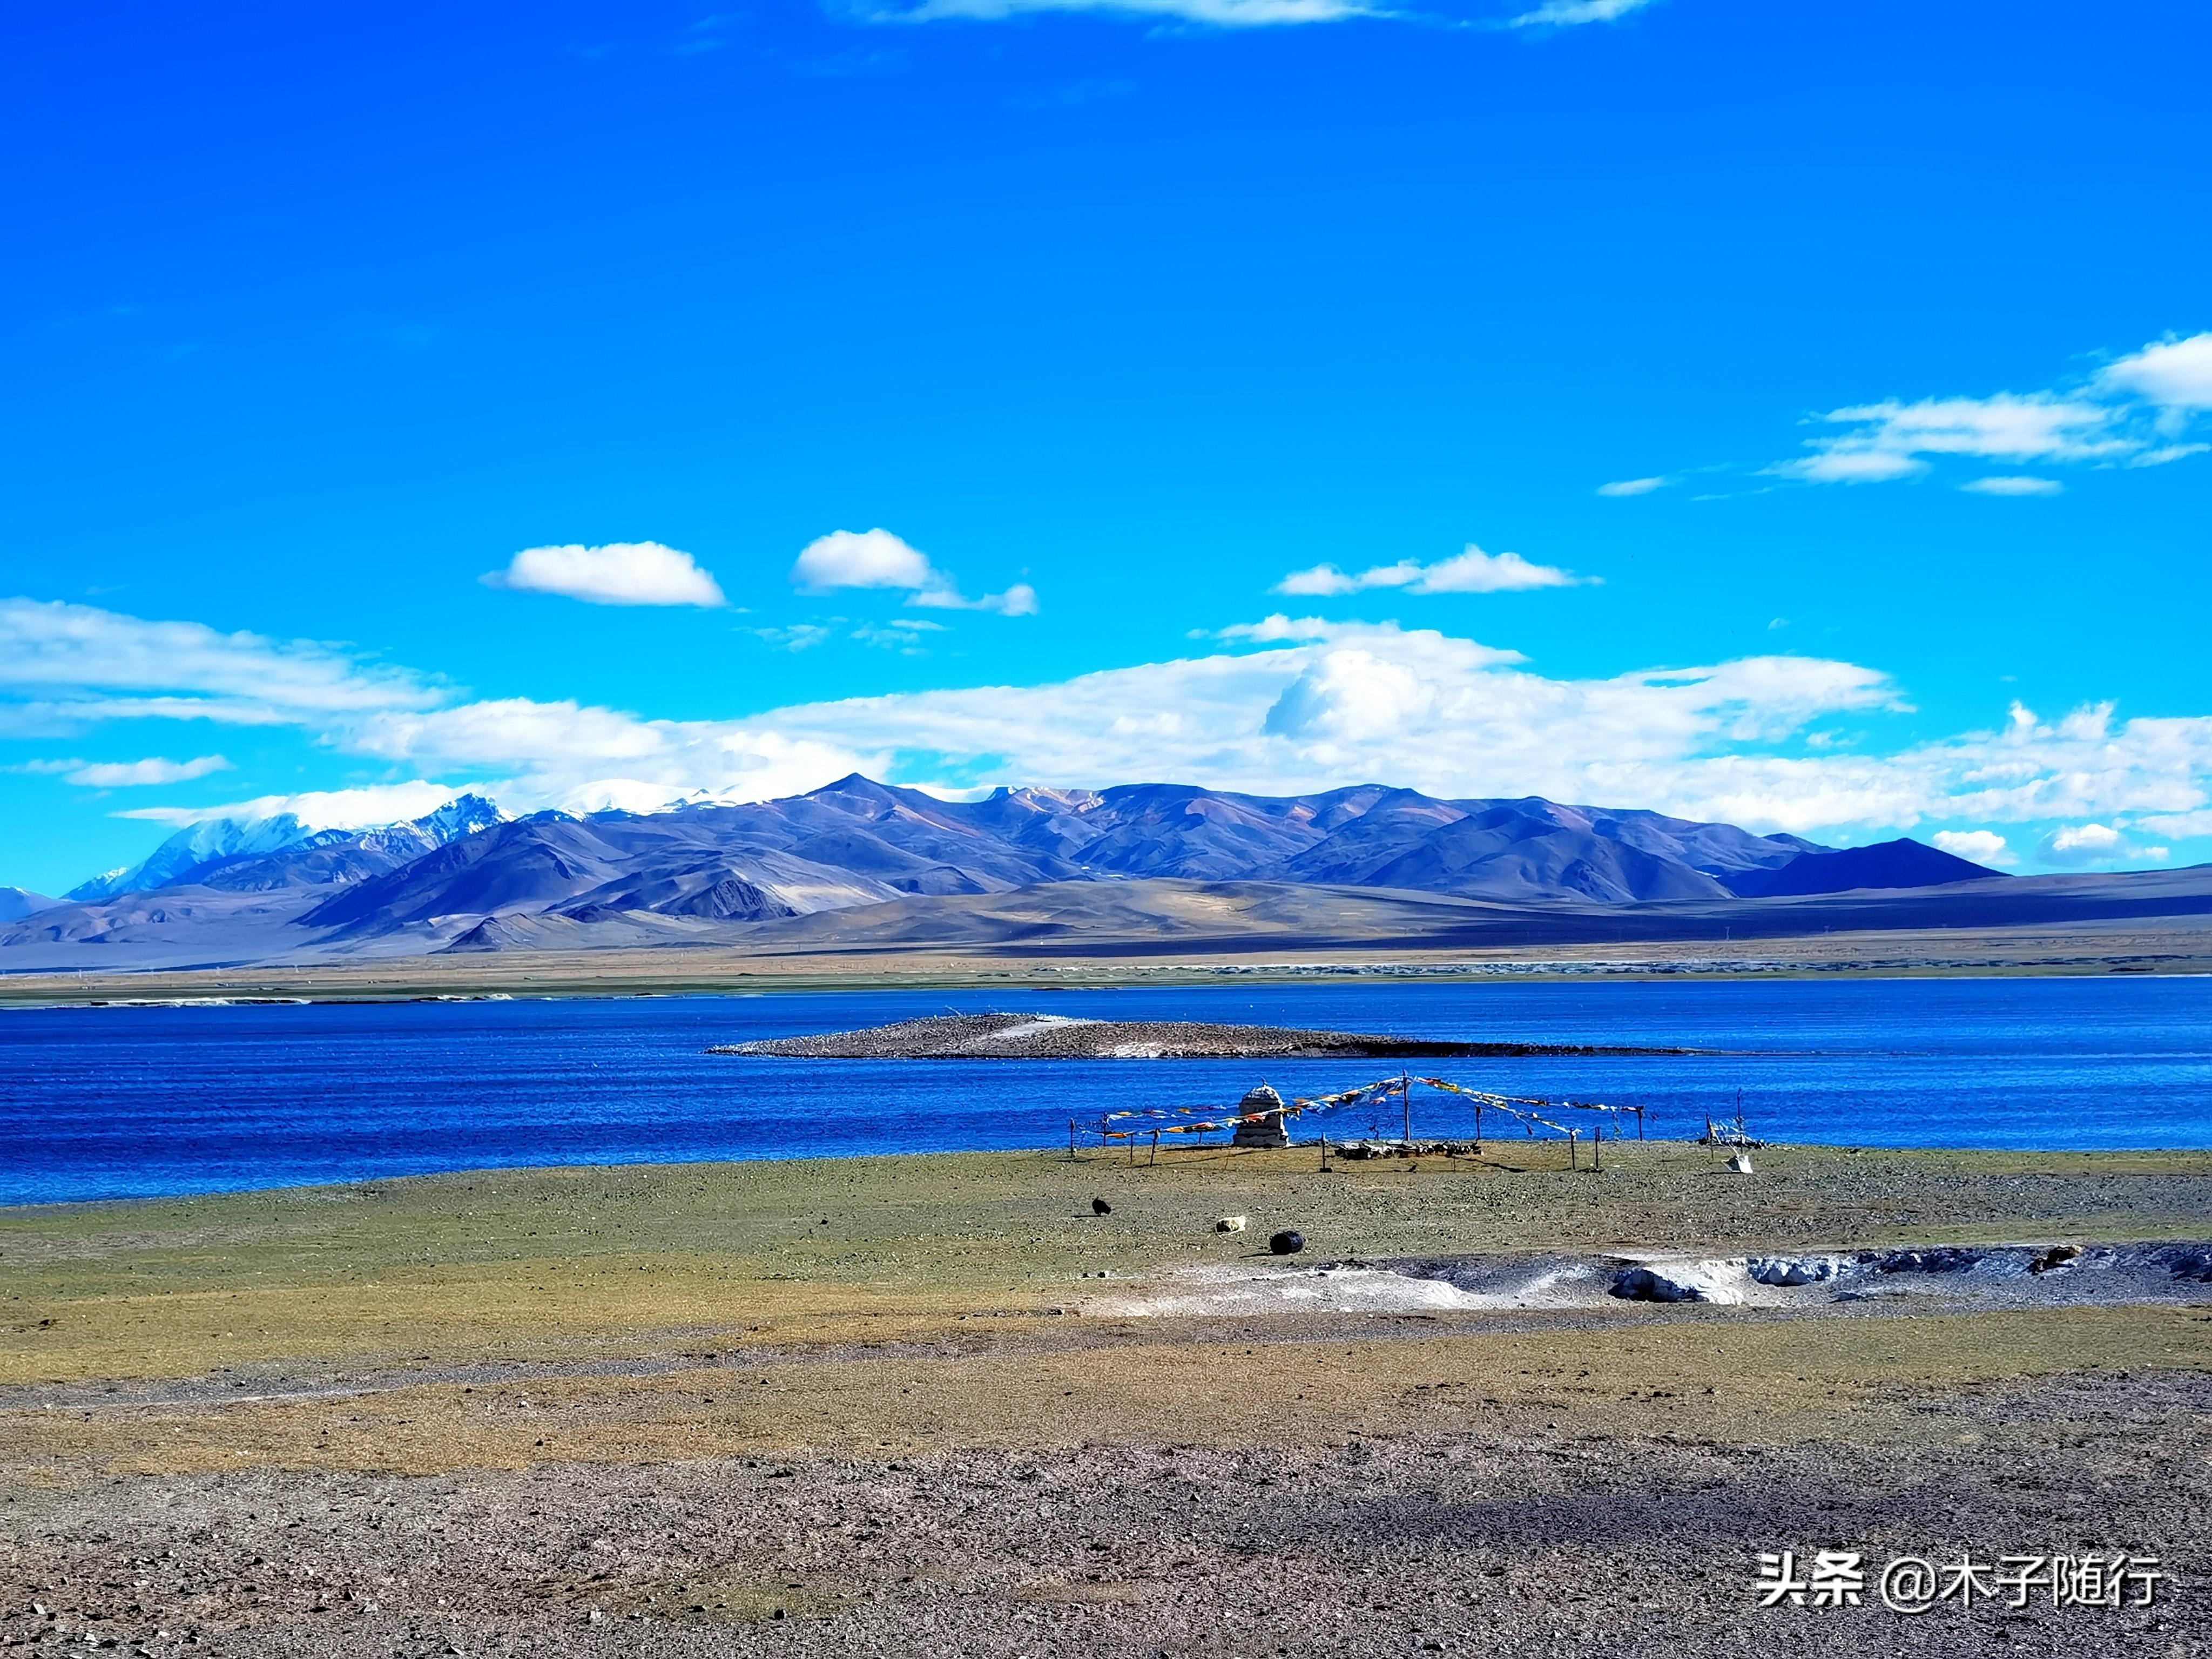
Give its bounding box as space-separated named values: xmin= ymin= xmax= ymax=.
xmin=3 ymin=1144 xmax=2209 ymax=1655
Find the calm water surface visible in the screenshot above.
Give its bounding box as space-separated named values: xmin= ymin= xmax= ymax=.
xmin=4 ymin=977 xmax=2210 ymax=1204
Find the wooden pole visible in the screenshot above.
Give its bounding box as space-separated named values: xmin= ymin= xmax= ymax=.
xmin=1568 ymin=1129 xmax=1577 ymax=1172
xmin=1635 ymin=1105 xmax=1644 ymax=1141
xmin=1592 ymin=1120 xmax=1603 ymax=1172
xmin=1069 ymin=1119 xmax=1076 ymax=1161
xmin=1150 ymin=1129 xmax=1159 ymax=1166
xmin=1402 ymin=1070 xmax=1412 ymax=1151
xmin=1474 ymin=1102 xmax=1482 ymax=1156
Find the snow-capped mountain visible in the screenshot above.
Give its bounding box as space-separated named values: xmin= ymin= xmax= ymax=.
xmin=64 ymin=794 xmax=507 ymax=903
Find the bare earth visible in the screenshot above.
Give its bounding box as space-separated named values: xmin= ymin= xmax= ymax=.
xmin=4 ymin=912 xmax=2212 ymax=1007
xmin=3 ymin=1143 xmax=2209 ymax=1656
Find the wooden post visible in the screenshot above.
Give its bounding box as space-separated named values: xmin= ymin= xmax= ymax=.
xmin=1402 ymin=1070 xmax=1412 ymax=1151
xmin=1568 ymin=1129 xmax=1577 ymax=1172
xmin=1069 ymin=1119 xmax=1077 ymax=1161
xmin=1473 ymin=1102 xmax=1482 ymax=1156
xmin=1150 ymin=1129 xmax=1159 ymax=1166
xmin=1635 ymin=1105 xmax=1644 ymax=1141
xmin=1320 ymin=1128 xmax=1332 ymax=1172
xmin=1592 ymin=1120 xmax=1602 ymax=1172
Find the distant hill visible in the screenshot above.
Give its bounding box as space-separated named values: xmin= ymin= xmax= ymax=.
xmin=1722 ymin=837 xmax=1999 ymax=899
xmin=0 ymin=776 xmax=2017 ymax=970
xmin=0 ymin=887 xmax=56 ymax=923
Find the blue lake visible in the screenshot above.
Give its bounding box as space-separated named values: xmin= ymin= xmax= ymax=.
xmin=4 ymin=976 xmax=2211 ymax=1205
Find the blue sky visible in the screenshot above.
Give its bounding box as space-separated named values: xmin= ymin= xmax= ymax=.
xmin=3 ymin=0 xmax=2209 ymax=896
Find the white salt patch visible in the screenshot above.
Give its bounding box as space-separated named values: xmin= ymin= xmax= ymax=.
xmin=1084 ymin=1264 xmax=1486 ymax=1319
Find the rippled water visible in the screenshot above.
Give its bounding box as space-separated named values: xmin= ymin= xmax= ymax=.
xmin=4 ymin=976 xmax=2209 ymax=1204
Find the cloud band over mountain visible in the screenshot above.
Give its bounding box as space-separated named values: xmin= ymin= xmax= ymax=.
xmin=4 ymin=593 xmax=2208 ymax=873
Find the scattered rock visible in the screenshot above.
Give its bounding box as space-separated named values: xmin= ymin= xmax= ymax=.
xmin=1746 ymin=1256 xmax=1842 ymax=1286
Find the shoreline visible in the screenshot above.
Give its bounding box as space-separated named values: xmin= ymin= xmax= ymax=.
xmin=11 ymin=1137 xmax=2212 ymax=1217
xmin=3 ymin=912 xmax=2212 ymax=1006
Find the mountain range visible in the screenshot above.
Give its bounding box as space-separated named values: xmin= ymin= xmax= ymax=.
xmin=0 ymin=775 xmax=2032 ymax=970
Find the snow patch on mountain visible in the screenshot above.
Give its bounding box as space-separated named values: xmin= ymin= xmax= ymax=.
xmin=68 ymin=794 xmax=507 ymax=902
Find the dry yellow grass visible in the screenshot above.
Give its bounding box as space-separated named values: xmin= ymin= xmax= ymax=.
xmin=5 ymin=1144 xmax=2209 ymax=1388
xmin=14 ymin=1306 xmax=2207 ymax=1480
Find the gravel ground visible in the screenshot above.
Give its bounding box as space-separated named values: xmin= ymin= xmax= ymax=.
xmin=4 ymin=1367 xmax=2206 ymax=1658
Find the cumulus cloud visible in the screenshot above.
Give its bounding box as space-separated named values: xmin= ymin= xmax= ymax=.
xmin=1932 ymin=828 xmax=2012 ymax=866
xmin=2099 ymin=332 xmax=2212 ymax=415
xmin=1960 ymin=476 xmax=2062 ymax=497
xmin=1768 ymin=332 xmax=2212 ymax=487
xmin=1276 ymin=544 xmax=1590 ymax=597
xmin=483 ymin=542 xmax=727 ymax=608
xmin=1597 ymin=476 xmax=1669 ymax=497
xmin=2040 ymin=821 xmax=2128 ymax=866
xmin=792 ymin=528 xmax=1037 ymax=616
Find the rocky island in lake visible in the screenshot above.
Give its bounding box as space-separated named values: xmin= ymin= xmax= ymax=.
xmin=714 ymin=1010 xmax=1703 ymax=1060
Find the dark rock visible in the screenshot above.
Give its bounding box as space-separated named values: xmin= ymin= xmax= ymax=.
xmin=1269 ymin=1230 xmax=1304 ymax=1256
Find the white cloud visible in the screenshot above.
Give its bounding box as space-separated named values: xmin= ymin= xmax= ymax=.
xmin=1509 ymin=0 xmax=1653 ymax=26
xmin=1215 ymin=615 xmax=1381 ymax=644
xmin=1960 ymin=476 xmax=2062 ymax=497
xmin=0 ymin=597 xmax=440 ymax=729
xmin=792 ymin=528 xmax=1037 ymax=616
xmin=50 ymin=755 xmax=234 ymax=787
xmin=793 ymin=528 xmax=933 ymax=592
xmin=118 ymin=781 xmax=483 ymax=832
xmin=483 ymin=542 xmax=727 ymax=608
xmin=2099 ymin=332 xmax=2212 ymax=414
xmin=1596 ymin=476 xmax=1668 ymax=497
xmin=873 ymin=0 xmax=1368 ymax=24
xmin=1775 ymin=394 xmax=2124 ymax=484
xmin=1768 ymin=333 xmax=2212 ymax=487
xmin=2129 ymin=442 xmax=2210 ymax=468
xmin=750 ymin=623 xmax=837 ymax=652
xmin=1932 ymin=828 xmax=2012 ymax=866
xmin=21 ymin=594 xmax=2212 ymax=858
xmin=2041 ymin=821 xmax=2126 ymax=865
xmin=1276 ymin=544 xmax=1589 ymax=597
xmin=910 ymin=582 xmax=1039 ymax=616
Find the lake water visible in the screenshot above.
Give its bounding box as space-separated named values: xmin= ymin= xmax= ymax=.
xmin=4 ymin=977 xmax=2210 ymax=1205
